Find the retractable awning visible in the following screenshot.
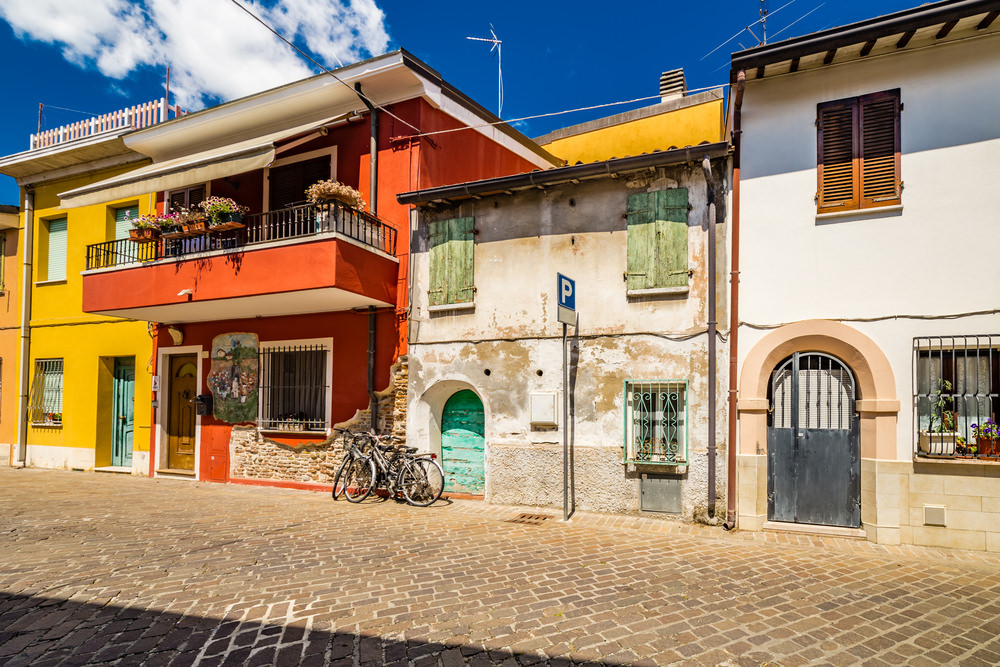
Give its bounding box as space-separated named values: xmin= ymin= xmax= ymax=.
xmin=58 ymin=113 xmax=351 ymax=208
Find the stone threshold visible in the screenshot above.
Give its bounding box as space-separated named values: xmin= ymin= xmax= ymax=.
xmin=155 ymin=468 xmax=196 ymax=478
xmin=762 ymin=520 xmax=866 ymax=539
xmin=94 ymin=466 xmax=132 ymax=474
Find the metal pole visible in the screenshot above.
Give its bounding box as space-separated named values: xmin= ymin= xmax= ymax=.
xmin=563 ymin=321 xmax=568 ymax=521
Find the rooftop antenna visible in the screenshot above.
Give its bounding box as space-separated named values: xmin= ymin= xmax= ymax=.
xmin=467 ymin=25 xmax=503 ymax=117
xmin=761 ymin=0 xmax=769 ymax=44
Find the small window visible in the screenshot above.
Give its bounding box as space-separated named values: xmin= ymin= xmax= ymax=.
xmin=269 ymin=156 xmax=331 ymax=209
xmin=818 ymin=89 xmax=901 ymax=212
xmin=914 ymin=336 xmax=999 ymax=458
xmin=626 ymin=189 xmax=689 ymax=295
xmin=29 ymin=359 xmax=63 ymax=425
xmin=114 ymin=205 xmax=139 ymax=241
xmin=428 ymin=217 xmax=475 ymax=308
xmin=166 ymin=185 xmax=206 ymax=213
xmin=45 ymin=218 xmax=68 ymax=282
xmin=258 ymin=343 xmax=329 ymax=432
xmin=624 ymin=380 xmax=687 ymax=465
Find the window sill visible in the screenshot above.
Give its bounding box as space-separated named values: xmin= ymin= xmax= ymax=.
xmin=31 ymin=422 xmax=62 ymax=428
xmin=428 ymin=302 xmax=475 ymax=313
xmin=626 ymin=286 xmax=689 ymax=298
xmin=34 ymin=279 xmax=67 ymax=287
xmin=914 ymin=455 xmax=1000 ymax=465
xmin=816 ymin=204 xmax=903 ymax=221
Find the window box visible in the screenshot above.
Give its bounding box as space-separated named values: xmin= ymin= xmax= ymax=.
xmin=917 ymin=431 xmax=958 ymax=456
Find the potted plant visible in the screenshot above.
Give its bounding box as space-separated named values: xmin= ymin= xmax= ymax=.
xmin=918 ymin=379 xmax=959 ymax=455
xmin=200 ymin=196 xmax=249 ymax=229
xmin=176 ymin=207 xmax=209 ymax=235
xmin=306 ymin=180 xmax=366 ymax=209
xmin=158 ymin=211 xmax=185 ymax=238
xmin=972 ymin=419 xmax=1000 ymax=458
xmin=128 ymin=212 xmax=162 ymax=241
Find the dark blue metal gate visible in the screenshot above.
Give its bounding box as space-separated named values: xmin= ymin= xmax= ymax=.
xmin=767 ymin=352 xmax=860 ymax=528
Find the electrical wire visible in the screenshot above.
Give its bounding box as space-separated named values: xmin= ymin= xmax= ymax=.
xmin=38 ymin=105 xmax=98 ymax=117
xmin=742 ymin=308 xmax=1000 ymax=330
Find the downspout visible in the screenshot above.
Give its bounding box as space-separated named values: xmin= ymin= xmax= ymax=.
xmin=368 ymin=306 xmax=377 ymax=431
xmin=723 ymin=70 xmax=746 ymax=531
xmin=15 ymin=190 xmax=34 ymax=466
xmin=354 ymin=83 xmax=378 ymax=216
xmin=702 ymin=157 xmax=718 ymax=521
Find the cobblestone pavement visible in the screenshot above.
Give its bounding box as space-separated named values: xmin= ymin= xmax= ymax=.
xmin=3 ymin=468 xmax=1000 ymax=666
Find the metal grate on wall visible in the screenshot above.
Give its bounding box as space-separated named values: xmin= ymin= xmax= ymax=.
xmin=913 ymin=336 xmax=999 ymax=457
xmin=623 ymin=380 xmax=688 ymax=465
xmin=257 ymin=344 xmax=328 ymax=432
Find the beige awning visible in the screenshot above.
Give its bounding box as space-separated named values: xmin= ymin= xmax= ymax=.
xmin=58 ymin=114 xmax=351 ymax=208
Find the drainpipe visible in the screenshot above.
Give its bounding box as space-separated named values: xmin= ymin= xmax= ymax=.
xmin=702 ymin=156 xmax=718 ymax=521
xmin=723 ymin=70 xmax=746 ymax=531
xmin=354 ymin=83 xmax=379 ymax=216
xmin=15 ymin=190 xmax=34 ymax=466
xmin=368 ymin=306 xmax=377 ymax=431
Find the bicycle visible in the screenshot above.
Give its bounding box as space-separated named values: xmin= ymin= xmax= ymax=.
xmin=344 ymin=432 xmax=444 ymax=507
xmin=331 ymin=429 xmax=375 ymax=501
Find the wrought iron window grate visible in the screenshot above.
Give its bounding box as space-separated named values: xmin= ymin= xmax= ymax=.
xmin=258 ymin=344 xmax=328 ymax=432
xmin=29 ymin=359 xmax=63 ymax=425
xmin=623 ymin=380 xmax=688 ymax=465
xmin=913 ymin=336 xmax=999 ymax=458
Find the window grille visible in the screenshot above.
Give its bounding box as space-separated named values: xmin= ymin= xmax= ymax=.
xmin=624 ymin=380 xmax=687 ymax=465
xmin=258 ymin=344 xmax=328 ymax=432
xmin=771 ymin=353 xmax=854 ymax=430
xmin=29 ymin=359 xmax=63 ymax=425
xmin=914 ymin=336 xmax=999 ymax=457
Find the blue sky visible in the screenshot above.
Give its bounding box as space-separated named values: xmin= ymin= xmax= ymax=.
xmin=0 ymin=0 xmax=922 ymax=205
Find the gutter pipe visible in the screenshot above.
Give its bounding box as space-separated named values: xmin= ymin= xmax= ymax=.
xmin=702 ymin=156 xmax=718 ymax=520
xmin=15 ymin=190 xmax=34 ymax=466
xmin=723 ymin=70 xmax=746 ymax=531
xmin=354 ymin=83 xmax=379 ymax=216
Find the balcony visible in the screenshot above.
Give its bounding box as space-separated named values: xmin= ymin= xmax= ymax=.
xmin=81 ymin=201 xmax=399 ymax=324
xmin=31 ymin=99 xmax=182 ymax=150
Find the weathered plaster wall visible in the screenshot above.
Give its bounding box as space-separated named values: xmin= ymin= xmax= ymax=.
xmin=408 ymin=160 xmax=729 ymax=519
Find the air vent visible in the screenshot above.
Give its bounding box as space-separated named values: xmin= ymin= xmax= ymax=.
xmin=660 ymin=69 xmax=687 ymax=100
xmin=507 ymin=513 xmax=553 ymax=526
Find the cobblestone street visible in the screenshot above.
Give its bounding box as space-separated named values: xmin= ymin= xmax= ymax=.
xmin=3 ymin=468 xmax=1000 ymax=666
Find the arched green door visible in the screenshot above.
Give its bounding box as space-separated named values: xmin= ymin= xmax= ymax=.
xmin=441 ymin=390 xmax=485 ymax=494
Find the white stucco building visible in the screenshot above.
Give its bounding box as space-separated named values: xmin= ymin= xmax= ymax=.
xmin=731 ymin=0 xmax=1000 ymax=550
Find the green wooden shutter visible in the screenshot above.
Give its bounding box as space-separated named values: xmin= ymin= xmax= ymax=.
xmin=626 ymin=192 xmax=656 ymax=291
xmin=448 ymin=217 xmax=475 ymax=304
xmin=656 ymin=188 xmax=689 ymax=289
xmin=114 ymin=206 xmax=138 ymax=240
xmin=428 ymin=220 xmax=450 ymax=306
xmin=47 ymin=219 xmax=67 ymax=282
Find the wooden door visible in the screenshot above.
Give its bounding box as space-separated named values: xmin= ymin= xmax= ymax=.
xmin=111 ymin=357 xmax=135 ymax=467
xmin=167 ymin=355 xmax=198 ymax=471
xmin=441 ymin=390 xmax=485 ymax=495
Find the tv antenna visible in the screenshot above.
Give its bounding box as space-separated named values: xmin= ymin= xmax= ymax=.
xmin=467 ymin=25 xmax=503 ymax=117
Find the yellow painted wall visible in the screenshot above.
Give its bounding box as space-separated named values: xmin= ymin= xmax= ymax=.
xmin=26 ymin=166 xmax=156 ymax=468
xmin=0 ymin=211 xmax=22 ymax=461
xmin=540 ymin=98 xmax=725 ymax=165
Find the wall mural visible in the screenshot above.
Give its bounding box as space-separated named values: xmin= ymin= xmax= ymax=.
xmin=207 ymin=333 xmax=259 ymax=424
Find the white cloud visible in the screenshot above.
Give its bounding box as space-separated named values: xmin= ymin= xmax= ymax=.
xmin=0 ymin=0 xmax=391 ymax=109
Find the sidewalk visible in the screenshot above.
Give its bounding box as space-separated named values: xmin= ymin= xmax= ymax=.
xmin=2 ymin=467 xmax=1000 ymax=666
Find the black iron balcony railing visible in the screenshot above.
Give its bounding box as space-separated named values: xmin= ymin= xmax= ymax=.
xmin=85 ymin=201 xmax=397 ymax=271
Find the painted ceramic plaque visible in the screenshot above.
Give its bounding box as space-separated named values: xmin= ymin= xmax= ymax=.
xmin=207 ymin=333 xmax=259 ymax=424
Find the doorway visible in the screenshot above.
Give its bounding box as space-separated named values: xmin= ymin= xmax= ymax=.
xmin=110 ymin=357 xmax=135 ymax=467
xmin=440 ymin=390 xmax=485 ymax=495
xmin=767 ymin=352 xmax=860 ymax=528
xmin=165 ymin=354 xmax=198 ymax=473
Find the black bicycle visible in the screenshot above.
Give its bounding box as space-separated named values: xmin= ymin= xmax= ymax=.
xmin=343 ymin=432 xmax=444 ymax=507
xmin=331 ymin=429 xmax=374 ymax=501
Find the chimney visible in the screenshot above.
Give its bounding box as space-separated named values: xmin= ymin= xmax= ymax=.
xmin=659 ymin=69 xmax=687 ymax=102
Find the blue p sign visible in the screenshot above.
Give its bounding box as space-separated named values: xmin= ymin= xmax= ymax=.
xmin=557 ymin=273 xmax=576 ymax=326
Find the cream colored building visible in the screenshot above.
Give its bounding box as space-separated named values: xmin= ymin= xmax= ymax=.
xmin=731 ymin=1 xmax=1000 ymax=550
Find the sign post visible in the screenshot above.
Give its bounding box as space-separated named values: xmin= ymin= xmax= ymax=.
xmin=557 ymin=274 xmax=576 ymax=521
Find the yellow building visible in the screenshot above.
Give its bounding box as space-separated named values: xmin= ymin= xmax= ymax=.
xmin=0 ymin=205 xmax=21 ymax=465
xmin=0 ymin=103 xmax=168 ymax=473
xmin=535 ymin=68 xmax=725 ymax=164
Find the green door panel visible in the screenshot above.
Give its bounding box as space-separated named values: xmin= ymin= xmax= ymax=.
xmin=111 ymin=357 xmax=135 ymax=467
xmin=441 ymin=390 xmax=485 ymax=494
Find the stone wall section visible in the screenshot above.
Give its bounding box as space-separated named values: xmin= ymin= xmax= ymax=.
xmin=229 ymin=356 xmax=408 ymax=484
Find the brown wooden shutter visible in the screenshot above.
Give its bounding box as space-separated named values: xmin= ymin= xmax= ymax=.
xmin=168 ymin=190 xmax=187 ymax=212
xmin=859 ymin=89 xmax=901 ymax=209
xmin=817 ymin=98 xmax=858 ymax=211
xmin=187 ymin=185 xmax=206 ymax=209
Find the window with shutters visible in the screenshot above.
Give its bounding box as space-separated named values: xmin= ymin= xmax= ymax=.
xmin=626 ymin=188 xmax=689 ymax=296
xmin=113 ymin=205 xmax=139 ymax=241
xmin=165 ymin=185 xmax=206 ymax=213
xmin=428 ymin=217 xmax=475 ymax=309
xmin=268 ymin=156 xmax=332 ymax=210
xmin=44 ymin=218 xmax=68 ymax=282
xmin=29 ymin=359 xmax=63 ymax=426
xmin=817 ymin=89 xmax=901 ymax=213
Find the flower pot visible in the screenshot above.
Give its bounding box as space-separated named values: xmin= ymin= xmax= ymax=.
xmin=129 ymin=228 xmax=160 ymax=242
xmin=183 ymin=220 xmax=209 ymax=234
xmin=918 ymin=431 xmax=958 ymax=456
xmin=209 ymin=220 xmax=245 ymax=232
xmin=161 ymin=226 xmax=186 ymax=239
xmin=978 ymin=436 xmax=999 ymax=458
xmin=213 ymin=211 xmax=244 ymax=224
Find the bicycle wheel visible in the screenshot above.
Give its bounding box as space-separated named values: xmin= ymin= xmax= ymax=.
xmin=343 ymin=457 xmax=375 ymax=503
xmin=331 ymin=453 xmax=352 ymax=500
xmin=397 ymin=458 xmax=444 ymax=507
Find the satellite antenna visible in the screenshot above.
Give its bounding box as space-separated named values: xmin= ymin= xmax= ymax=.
xmin=467 ymin=25 xmax=503 ymax=117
